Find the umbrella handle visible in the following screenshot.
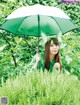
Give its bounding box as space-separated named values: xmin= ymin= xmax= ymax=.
xmin=37 ymin=15 xmax=40 ymax=53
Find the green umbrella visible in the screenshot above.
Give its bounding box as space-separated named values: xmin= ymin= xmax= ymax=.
xmin=0 ymin=4 xmax=77 ymax=37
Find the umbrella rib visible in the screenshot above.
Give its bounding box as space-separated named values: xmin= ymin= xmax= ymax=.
xmin=15 ymin=17 xmax=27 ymax=35
xmin=51 ymin=16 xmax=63 ymax=34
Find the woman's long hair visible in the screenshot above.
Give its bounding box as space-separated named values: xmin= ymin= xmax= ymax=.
xmin=44 ymin=38 xmax=62 ymax=70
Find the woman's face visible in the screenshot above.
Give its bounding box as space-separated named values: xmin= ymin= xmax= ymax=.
xmin=50 ymin=40 xmax=59 ymax=55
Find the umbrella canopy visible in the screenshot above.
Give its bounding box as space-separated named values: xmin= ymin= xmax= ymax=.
xmin=0 ymin=4 xmax=77 ymax=36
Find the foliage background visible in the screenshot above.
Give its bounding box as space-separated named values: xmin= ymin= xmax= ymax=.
xmin=0 ymin=0 xmax=80 ymax=83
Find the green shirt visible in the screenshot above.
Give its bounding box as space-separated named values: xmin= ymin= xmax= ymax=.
xmin=28 ymin=53 xmax=55 ymax=72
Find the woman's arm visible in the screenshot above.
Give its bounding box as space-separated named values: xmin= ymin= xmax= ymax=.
xmin=33 ymin=53 xmax=41 ymax=69
xmin=28 ymin=53 xmax=41 ymax=70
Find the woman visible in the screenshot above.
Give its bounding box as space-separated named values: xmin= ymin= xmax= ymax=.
xmin=28 ymin=37 xmax=62 ymax=72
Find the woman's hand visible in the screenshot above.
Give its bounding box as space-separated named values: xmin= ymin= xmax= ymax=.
xmin=54 ymin=62 xmax=60 ymax=70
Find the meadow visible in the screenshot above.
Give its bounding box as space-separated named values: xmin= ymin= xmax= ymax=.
xmin=0 ymin=70 xmax=80 ymax=105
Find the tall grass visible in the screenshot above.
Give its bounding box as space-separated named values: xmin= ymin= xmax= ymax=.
xmin=0 ymin=70 xmax=80 ymax=105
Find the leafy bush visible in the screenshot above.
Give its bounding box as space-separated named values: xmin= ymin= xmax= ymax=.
xmin=60 ymin=32 xmax=80 ymax=79
xmin=0 ymin=70 xmax=80 ymax=105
